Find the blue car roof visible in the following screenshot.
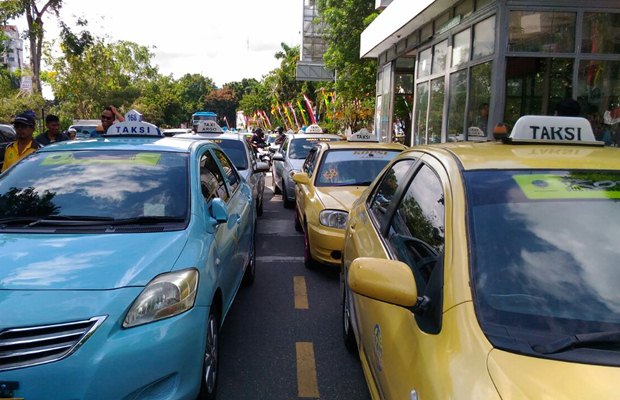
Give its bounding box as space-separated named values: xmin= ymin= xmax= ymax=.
xmin=37 ymin=137 xmax=213 ymax=153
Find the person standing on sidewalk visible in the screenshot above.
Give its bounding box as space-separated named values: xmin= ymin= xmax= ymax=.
xmin=1 ymin=110 xmax=40 ymax=173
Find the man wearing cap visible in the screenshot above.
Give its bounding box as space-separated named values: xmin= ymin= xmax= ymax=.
xmin=35 ymin=114 xmax=69 ymax=146
xmin=1 ymin=110 xmax=40 ymax=173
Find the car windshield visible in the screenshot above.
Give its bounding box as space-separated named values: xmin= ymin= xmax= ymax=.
xmin=0 ymin=150 xmax=189 ymax=220
xmin=289 ymin=137 xmax=340 ymax=159
xmin=316 ymin=149 xmax=401 ymax=186
xmin=209 ymin=139 xmax=248 ymax=170
xmin=466 ymin=170 xmax=620 ymax=360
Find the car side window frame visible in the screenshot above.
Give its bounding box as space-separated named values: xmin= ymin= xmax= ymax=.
xmin=366 ymin=158 xmax=417 ymax=236
xmin=214 ymin=148 xmax=241 ymax=194
xmin=303 ymin=146 xmax=319 ymax=177
xmin=200 ymin=149 xmax=229 ymax=203
xmin=281 ymin=137 xmax=290 ymax=157
xmin=385 ymin=161 xmax=446 ymax=334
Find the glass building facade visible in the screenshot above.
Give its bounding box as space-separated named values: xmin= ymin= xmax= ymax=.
xmin=366 ymin=0 xmax=620 ymax=146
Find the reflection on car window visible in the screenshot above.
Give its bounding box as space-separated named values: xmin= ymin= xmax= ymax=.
xmin=316 ymin=150 xmax=402 ymax=186
xmin=388 ymin=164 xmax=445 ymax=292
xmin=467 ymin=170 xmax=620 ymax=338
xmin=215 ymin=149 xmax=240 ymax=193
xmin=303 ymin=147 xmax=318 ymax=176
xmin=210 ymin=139 xmax=248 ymax=170
xmin=0 ymin=150 xmax=189 ymax=219
xmin=200 ymin=151 xmax=228 ymax=202
xmin=369 ymin=160 xmax=414 ymax=220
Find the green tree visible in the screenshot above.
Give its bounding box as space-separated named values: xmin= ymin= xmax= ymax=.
xmin=175 ymin=73 xmax=216 ymax=124
xmin=316 ymin=0 xmax=378 ymax=132
xmin=131 ymin=74 xmax=183 ymax=127
xmin=0 ymin=0 xmax=63 ymax=93
xmin=45 ymin=34 xmax=158 ymax=120
xmin=204 ymin=86 xmax=237 ymax=129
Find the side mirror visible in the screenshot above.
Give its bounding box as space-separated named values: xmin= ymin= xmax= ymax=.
xmin=209 ymin=198 xmax=228 ymax=223
xmin=255 ymin=161 xmax=270 ymax=173
xmin=348 ymin=258 xmax=418 ymax=308
xmin=292 ymin=172 xmax=310 ymax=185
xmin=272 ymin=153 xmax=284 ymax=162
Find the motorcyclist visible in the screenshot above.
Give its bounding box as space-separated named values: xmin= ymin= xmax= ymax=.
xmin=274 ymin=126 xmax=286 ymax=145
xmin=250 ymin=128 xmax=267 ymax=153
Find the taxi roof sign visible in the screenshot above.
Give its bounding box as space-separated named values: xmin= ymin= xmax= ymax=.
xmin=348 ymin=128 xmax=379 ymax=142
xmin=106 ymin=109 xmax=162 ymax=137
xmin=305 ymin=124 xmax=323 ymax=134
xmin=195 ymin=120 xmax=224 ymax=134
xmin=509 ymin=116 xmax=598 ymax=143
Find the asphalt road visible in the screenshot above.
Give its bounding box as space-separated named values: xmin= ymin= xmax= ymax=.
xmin=217 ymin=173 xmax=371 ymax=400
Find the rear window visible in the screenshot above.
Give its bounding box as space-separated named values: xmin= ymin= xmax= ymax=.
xmin=289 ymin=137 xmax=341 ymax=159
xmin=0 ymin=150 xmax=189 ymax=220
xmin=316 ymin=149 xmax=402 ymax=186
xmin=209 ymin=139 xmax=248 ymax=170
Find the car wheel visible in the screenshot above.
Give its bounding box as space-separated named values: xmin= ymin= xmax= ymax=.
xmin=198 ymin=308 xmax=220 ymax=400
xmin=282 ymin=179 xmax=293 ymax=209
xmin=243 ymin=228 xmax=256 ymax=285
xmin=303 ymin=224 xmax=316 ymax=269
xmin=294 ymin=207 xmax=303 ymax=232
xmin=343 ymin=285 xmax=357 ymax=353
xmin=273 ymin=173 xmax=281 ymax=194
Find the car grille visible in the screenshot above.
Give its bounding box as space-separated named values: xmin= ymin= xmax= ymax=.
xmin=0 ymin=316 xmax=106 ymax=371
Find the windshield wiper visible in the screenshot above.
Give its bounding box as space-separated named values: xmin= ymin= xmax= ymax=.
xmin=532 ymin=331 xmax=620 ymax=354
xmin=108 ymin=216 xmax=186 ymax=225
xmin=28 ymin=215 xmax=115 ymax=227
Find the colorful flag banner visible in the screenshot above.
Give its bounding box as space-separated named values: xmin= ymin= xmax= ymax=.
xmin=303 ymin=94 xmax=317 ymax=124
xmin=297 ymin=100 xmax=308 ymax=126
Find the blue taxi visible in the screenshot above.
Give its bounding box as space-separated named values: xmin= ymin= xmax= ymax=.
xmin=0 ymin=111 xmax=256 ymax=399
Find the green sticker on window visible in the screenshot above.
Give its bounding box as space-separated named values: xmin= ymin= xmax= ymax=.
xmin=514 ymin=174 xmax=620 ymax=199
xmin=42 ymin=152 xmax=161 ymax=166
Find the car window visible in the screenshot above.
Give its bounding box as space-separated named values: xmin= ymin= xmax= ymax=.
xmin=209 ymin=139 xmax=249 ymax=170
xmin=303 ymin=147 xmax=319 ymax=176
xmin=368 ymin=159 xmax=415 ymax=224
xmin=0 ymin=150 xmax=189 ymax=220
xmin=316 ymin=149 xmax=402 ymax=186
xmin=214 ymin=149 xmax=240 ymax=193
xmin=281 ymin=137 xmax=290 ymax=154
xmin=289 ymin=137 xmax=340 ymax=159
xmin=200 ymin=151 xmax=229 ymax=202
xmin=388 ymin=164 xmax=445 ymax=290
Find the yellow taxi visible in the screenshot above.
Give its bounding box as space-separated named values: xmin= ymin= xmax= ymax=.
xmin=292 ymin=130 xmax=407 ymax=268
xmin=341 ymin=115 xmax=620 ymax=399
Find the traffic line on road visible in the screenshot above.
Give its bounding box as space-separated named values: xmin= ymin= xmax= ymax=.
xmin=293 ymin=276 xmax=309 ymax=309
xmin=296 ymin=342 xmax=320 ymax=398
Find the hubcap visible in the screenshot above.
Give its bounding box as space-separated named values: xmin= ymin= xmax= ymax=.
xmin=204 ymin=316 xmax=218 ymax=392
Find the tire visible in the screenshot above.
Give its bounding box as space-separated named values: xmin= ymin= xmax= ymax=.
xmin=243 ymin=228 xmax=256 ymax=285
xmin=294 ymin=208 xmax=303 ymax=232
xmin=282 ymin=180 xmax=293 ymax=209
xmin=303 ymin=224 xmax=316 ymax=269
xmin=198 ymin=308 xmax=220 ymax=400
xmin=343 ymin=285 xmax=357 ymax=353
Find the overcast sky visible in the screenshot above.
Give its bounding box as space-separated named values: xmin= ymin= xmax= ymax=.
xmin=11 ymin=0 xmax=302 ymax=88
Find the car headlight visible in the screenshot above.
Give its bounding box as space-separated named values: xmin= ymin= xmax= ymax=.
xmin=123 ymin=269 xmax=199 ymax=328
xmin=319 ymin=209 xmax=348 ymax=229
xmin=289 ymin=169 xmax=300 ymax=178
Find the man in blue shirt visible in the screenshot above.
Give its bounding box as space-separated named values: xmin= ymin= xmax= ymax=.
xmin=35 ymin=115 xmax=69 ymax=146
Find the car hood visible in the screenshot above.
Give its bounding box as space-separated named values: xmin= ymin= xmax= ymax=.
xmin=487 ymin=348 xmax=620 ymax=398
xmin=315 ymin=186 xmax=366 ymax=211
xmin=0 ymin=231 xmax=189 ymax=290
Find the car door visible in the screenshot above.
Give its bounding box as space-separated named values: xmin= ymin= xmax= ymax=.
xmin=353 ymin=156 xmax=449 ymax=399
xmin=273 ymin=137 xmax=290 ymax=188
xmin=199 ymin=149 xmax=238 ymax=305
xmin=213 ymin=148 xmax=253 ymax=297
xmin=295 ymin=146 xmax=319 ymax=217
xmin=244 ymin=139 xmax=265 ymax=207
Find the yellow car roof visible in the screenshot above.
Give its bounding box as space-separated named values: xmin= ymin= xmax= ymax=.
xmin=412 ymin=141 xmax=620 ymax=171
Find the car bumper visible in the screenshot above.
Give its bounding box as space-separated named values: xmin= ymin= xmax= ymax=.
xmin=308 ymin=223 xmax=345 ymax=266
xmin=0 ymin=289 xmax=208 ymax=400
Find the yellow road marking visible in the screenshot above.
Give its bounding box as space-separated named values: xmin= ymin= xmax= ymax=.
xmin=296 ymin=342 xmax=320 ymax=398
xmin=294 ymin=276 xmax=309 ymax=309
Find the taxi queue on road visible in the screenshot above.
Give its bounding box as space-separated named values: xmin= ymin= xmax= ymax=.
xmin=1 ymin=111 xmax=619 ymax=400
